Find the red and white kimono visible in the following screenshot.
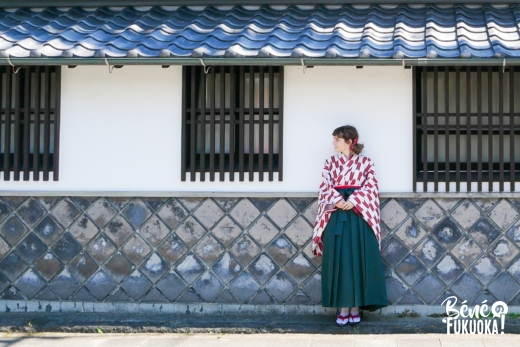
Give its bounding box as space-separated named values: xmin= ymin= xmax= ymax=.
xmin=312 ymin=153 xmax=381 ymax=256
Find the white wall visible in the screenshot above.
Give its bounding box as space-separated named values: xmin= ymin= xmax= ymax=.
xmin=0 ymin=65 xmax=413 ymax=193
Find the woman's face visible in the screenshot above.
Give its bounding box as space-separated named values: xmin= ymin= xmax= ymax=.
xmin=332 ymin=136 xmax=352 ymax=153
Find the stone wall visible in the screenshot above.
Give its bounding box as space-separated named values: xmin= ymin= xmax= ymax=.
xmin=0 ymin=196 xmax=519 ymax=308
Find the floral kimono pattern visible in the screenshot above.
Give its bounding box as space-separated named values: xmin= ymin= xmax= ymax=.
xmin=312 ymin=153 xmax=381 ymax=256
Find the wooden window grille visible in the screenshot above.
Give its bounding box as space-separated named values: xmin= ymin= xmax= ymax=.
xmin=414 ymin=66 xmax=520 ymax=192
xmin=0 ymin=66 xmax=61 ymax=181
xmin=181 ymin=66 xmax=283 ymax=182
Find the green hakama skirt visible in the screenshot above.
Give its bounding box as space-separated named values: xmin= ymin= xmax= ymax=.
xmin=321 ymin=188 xmax=388 ymax=311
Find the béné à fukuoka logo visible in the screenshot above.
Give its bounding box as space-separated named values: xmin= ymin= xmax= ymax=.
xmin=442 ymin=296 xmax=508 ymax=335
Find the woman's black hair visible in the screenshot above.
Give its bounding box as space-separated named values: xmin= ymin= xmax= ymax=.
xmin=332 ymin=125 xmax=364 ymax=154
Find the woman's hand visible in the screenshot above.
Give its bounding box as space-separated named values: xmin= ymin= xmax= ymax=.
xmin=335 ymin=201 xmax=355 ymax=210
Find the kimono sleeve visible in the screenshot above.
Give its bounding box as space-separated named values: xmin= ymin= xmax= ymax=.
xmin=347 ymin=158 xmax=379 ymax=208
xmin=318 ymin=157 xmax=345 ymax=207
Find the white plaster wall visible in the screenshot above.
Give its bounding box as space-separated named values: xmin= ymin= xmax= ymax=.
xmin=0 ymin=65 xmax=413 ymax=193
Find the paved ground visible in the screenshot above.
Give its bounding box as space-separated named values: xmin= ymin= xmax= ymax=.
xmin=0 ymin=333 xmax=518 ymax=347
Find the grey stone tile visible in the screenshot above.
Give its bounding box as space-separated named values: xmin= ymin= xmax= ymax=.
xmin=34 ymin=286 xmax=59 ymax=301
xmin=435 ymin=198 xmax=459 ymax=212
xmin=213 ymin=289 xmax=239 ymax=303
xmin=156 ymin=234 xmax=188 ymax=266
xmin=469 ymin=218 xmax=501 ymax=249
xmin=34 ymin=252 xmax=63 ymax=282
xmin=381 ymin=200 xmax=408 ymax=230
xmin=285 ymin=253 xmax=316 ymax=285
xmin=471 ymin=290 xmax=498 ymax=305
xmin=15 ymin=269 xmax=46 ymax=299
xmin=302 ymin=201 xmax=318 ymax=226
xmin=140 ymin=215 xmax=170 ymax=247
xmin=302 ymin=272 xmax=321 ymax=304
xmin=250 ymin=197 xmax=278 ymax=212
xmin=451 ymin=200 xmax=481 ymax=230
xmin=85 ymin=270 xmax=117 ymax=301
xmin=70 ymin=197 xmax=97 ymax=211
xmin=0 ymin=272 xmax=9 ymax=295
xmin=395 ymin=254 xmax=427 ymax=286
xmin=157 ymin=199 xmax=188 ymax=230
xmin=194 ymin=235 xmax=225 ymax=266
xmin=176 ymin=253 xmax=206 ymax=284
xmin=141 ymin=197 xmax=168 ymax=211
xmin=139 ymin=252 xmax=169 ymax=283
xmin=0 ymin=252 xmax=28 ymax=281
xmin=229 ymin=272 xmax=260 ymax=302
xmin=432 ymin=217 xmax=462 ymax=247
xmin=230 ymin=235 xmax=261 ymax=266
xmin=508 ymin=291 xmax=520 ymax=305
xmin=507 ymin=220 xmax=520 ymax=245
xmin=385 ymin=273 xmax=407 ymax=304
xmin=0 ymin=236 xmax=9 ymax=259
xmin=289 ymin=198 xmax=316 ymax=212
xmin=0 ymin=215 xmax=29 ymax=246
xmin=87 ymin=199 xmax=117 ymax=228
xmin=285 ymin=289 xmax=313 ymax=305
xmin=507 ymin=255 xmax=520 ymax=282
xmin=106 ymin=288 xmax=133 ymax=302
xmin=16 ymin=233 xmax=46 ymax=263
xmin=473 ymin=198 xmax=497 ymax=212
xmin=395 ymin=217 xmax=426 ymax=248
xmin=107 ymin=197 xmax=132 ymax=211
xmin=451 ymin=236 xmax=482 ymax=267
xmin=433 ymin=254 xmax=464 ymax=285
xmin=120 ymin=270 xmax=153 ymax=300
xmin=49 ymin=269 xmax=81 ymax=299
xmin=156 ymin=270 xmax=187 ymax=302
xmin=450 ymin=273 xmax=483 ymax=303
xmin=413 ymin=273 xmax=445 ymax=304
xmin=267 ymin=236 xmax=297 ymax=267
xmin=213 ymin=198 xmax=238 ymax=211
xmin=489 ymin=200 xmax=519 ymax=229
xmin=193 ymin=271 xmax=224 ymax=302
xmin=248 ymin=289 xmax=275 ymax=304
xmin=229 ymin=199 xmax=260 ymax=229
xmin=121 ymin=199 xmax=153 ymax=228
xmin=193 ymin=199 xmax=225 ymax=229
xmin=52 ymin=232 xmax=82 ymax=264
xmin=1 ymin=285 xmax=24 ymax=300
xmin=69 ymin=216 xmax=99 ymax=246
xmin=86 ymin=235 xmax=117 ymax=264
xmin=141 ymin=287 xmax=168 ymax=303
xmin=211 ymin=216 xmax=242 ymax=247
xmin=121 ymin=234 xmax=152 ymax=265
xmin=68 ymin=252 xmax=99 ymax=283
xmin=487 ymin=272 xmax=520 ymax=302
xmin=0 ymin=199 xmax=12 ymax=225
xmin=397 ymin=198 xmax=423 ymax=212
xmin=16 ymin=198 xmax=46 ymax=227
xmin=212 ymin=252 xmax=242 ymax=284
xmin=470 ymin=255 xmax=501 ymax=285
xmin=267 ymin=200 xmax=298 ymax=229
xmin=177 ymin=288 xmax=203 ymax=303
xmin=248 ymin=253 xmax=280 ymax=285
xmin=1 ymin=197 xmax=26 ymax=210
xmin=248 ymin=216 xmax=279 ymax=247
xmin=103 ymin=216 xmax=135 ymax=247
xmin=178 ymin=197 xmax=204 ymax=211
xmin=104 ymin=252 xmax=133 ymax=283
xmin=70 ymin=287 xmax=96 ymax=302
xmin=380 ymin=236 xmax=409 ymax=267
xmin=490 ymin=237 xmax=518 ymax=267
xmin=34 ymin=215 xmax=64 ymax=246
xmin=284 ymin=217 xmax=313 ymax=247
xmin=52 ymin=198 xmax=81 ymax=228
xmin=265 ymin=271 xmax=297 ymax=303
xmin=397 ymin=290 xmax=423 ymax=304
xmin=176 ymin=216 xmax=207 ymax=248
xmin=414 ymin=199 xmax=445 ymax=229
xmin=302 ymin=240 xmax=321 ymax=266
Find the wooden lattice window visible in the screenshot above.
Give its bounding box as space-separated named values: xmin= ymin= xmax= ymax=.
xmin=181 ymin=66 xmax=283 ymax=182
xmin=414 ymin=66 xmax=520 ymax=192
xmin=0 ymin=66 xmax=61 ymax=181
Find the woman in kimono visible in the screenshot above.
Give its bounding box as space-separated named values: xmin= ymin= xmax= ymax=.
xmin=312 ymin=125 xmax=387 ymax=326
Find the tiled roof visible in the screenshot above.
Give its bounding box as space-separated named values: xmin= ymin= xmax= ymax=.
xmin=1 ymin=4 xmax=520 ymax=59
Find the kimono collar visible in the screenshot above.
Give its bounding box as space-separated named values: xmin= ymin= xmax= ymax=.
xmin=340 ymin=152 xmax=357 ymax=161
